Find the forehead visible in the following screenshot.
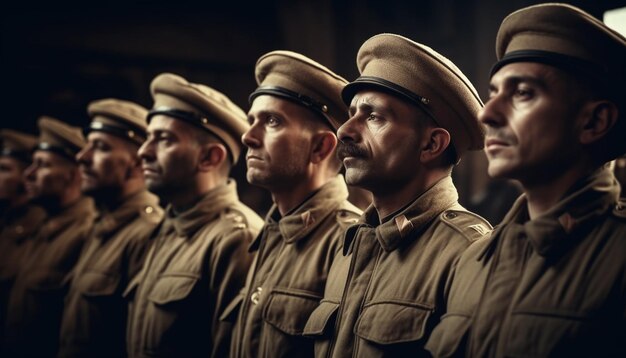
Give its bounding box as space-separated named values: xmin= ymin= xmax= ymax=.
xmin=0 ymin=156 xmax=22 ymax=168
xmin=87 ymin=131 xmax=128 ymax=146
xmin=249 ymin=95 xmax=315 ymax=120
xmin=32 ymin=150 xmax=72 ymax=165
xmin=490 ymin=62 xmax=565 ymax=86
xmin=350 ymin=89 xmax=406 ymax=108
xmin=147 ymin=115 xmax=194 ymax=136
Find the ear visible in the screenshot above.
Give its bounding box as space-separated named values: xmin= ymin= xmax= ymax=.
xmin=419 ymin=127 xmax=451 ymax=164
xmin=310 ymin=131 xmax=338 ymax=164
xmin=198 ymin=143 xmax=227 ymax=172
xmin=579 ymin=100 xmax=618 ymax=145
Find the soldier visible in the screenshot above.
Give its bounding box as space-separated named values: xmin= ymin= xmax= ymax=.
xmin=126 ymin=73 xmax=263 ymax=358
xmin=0 ymin=130 xmax=46 ymax=349
xmin=426 ymin=4 xmax=626 ymax=357
xmin=58 ymin=99 xmax=164 ymax=357
xmin=229 ymin=51 xmax=361 ymax=357
xmin=303 ymin=34 xmax=492 ymax=357
xmin=4 ymin=117 xmax=96 ymax=357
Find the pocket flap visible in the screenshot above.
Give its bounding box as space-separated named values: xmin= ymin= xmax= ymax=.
xmin=425 ymin=313 xmax=471 ymax=357
xmin=262 ymin=288 xmax=321 ymax=335
xmin=147 ymin=273 xmax=199 ymax=305
xmin=122 ymin=274 xmax=141 ymax=299
xmin=219 ymin=291 xmax=244 ymax=322
xmin=354 ymin=301 xmax=432 ymax=345
xmin=24 ymin=270 xmax=66 ymax=292
xmin=303 ymin=300 xmax=339 ymax=336
xmin=77 ymin=271 xmax=120 ymax=297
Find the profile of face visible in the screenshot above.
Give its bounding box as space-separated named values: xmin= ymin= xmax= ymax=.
xmin=481 ymin=62 xmax=585 ymax=183
xmin=242 ymin=95 xmax=317 ymax=190
xmin=0 ymin=156 xmax=27 ymax=208
xmin=23 ymin=151 xmax=77 ymax=206
xmin=336 ymin=90 xmax=425 ymax=193
xmin=76 ymin=131 xmax=138 ymax=199
xmin=137 ymin=116 xmax=200 ymax=198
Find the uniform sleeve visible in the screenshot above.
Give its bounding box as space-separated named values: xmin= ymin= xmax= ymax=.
xmin=207 ymin=227 xmax=256 ymax=358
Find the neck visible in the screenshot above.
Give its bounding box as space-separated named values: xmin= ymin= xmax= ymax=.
xmin=169 ymin=175 xmax=225 ymax=213
xmin=272 ymin=174 xmax=332 ymax=216
xmin=97 ymin=182 xmax=143 ymax=212
xmin=373 ymin=170 xmax=447 ymax=220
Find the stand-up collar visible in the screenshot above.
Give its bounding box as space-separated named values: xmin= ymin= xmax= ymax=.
xmin=91 ymin=190 xmax=161 ymax=240
xmin=37 ymin=196 xmax=96 ymax=241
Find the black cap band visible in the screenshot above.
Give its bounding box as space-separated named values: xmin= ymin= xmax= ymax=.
xmin=1 ymin=148 xmax=31 ymax=163
xmin=490 ymin=50 xmax=609 ymax=80
xmin=86 ymin=121 xmax=146 ymax=145
xmin=36 ymin=142 xmax=78 ymax=161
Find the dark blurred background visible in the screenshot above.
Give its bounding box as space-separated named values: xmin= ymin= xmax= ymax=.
xmin=2 ymin=0 xmax=624 ymax=224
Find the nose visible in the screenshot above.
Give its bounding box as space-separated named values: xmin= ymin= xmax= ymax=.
xmin=478 ymin=96 xmax=506 ymax=128
xmin=241 ymin=123 xmax=261 ymax=149
xmin=23 ymin=163 xmax=36 ymax=182
xmin=76 ymin=145 xmax=92 ymax=166
xmin=337 ymin=115 xmax=360 ymax=144
xmin=137 ymin=138 xmax=155 ymax=162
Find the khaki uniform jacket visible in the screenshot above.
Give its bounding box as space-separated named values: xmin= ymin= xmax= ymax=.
xmin=0 ymin=204 xmax=46 ymax=347
xmin=125 ymin=180 xmax=263 ymax=358
xmin=426 ymin=168 xmax=626 ymax=357
xmin=229 ymin=175 xmax=361 ymax=358
xmin=4 ymin=197 xmax=96 ymax=357
xmin=304 ymin=176 xmax=492 ymax=358
xmin=58 ymin=190 xmax=164 ymax=358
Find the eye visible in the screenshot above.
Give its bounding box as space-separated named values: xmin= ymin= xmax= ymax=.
xmin=513 ymin=87 xmax=533 ymax=100
xmin=266 ymin=115 xmax=281 ymax=127
xmin=367 ymin=113 xmax=377 ymax=121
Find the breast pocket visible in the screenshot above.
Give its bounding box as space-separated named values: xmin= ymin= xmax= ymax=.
xmin=76 ymin=271 xmax=120 ymax=298
xmin=147 ymin=273 xmax=200 ymax=307
xmin=303 ymin=300 xmax=339 ymax=337
xmin=354 ymin=301 xmax=433 ymax=345
xmin=24 ymin=270 xmax=67 ymax=293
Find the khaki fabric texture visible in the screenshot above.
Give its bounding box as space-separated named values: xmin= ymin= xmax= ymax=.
xmin=87 ymin=98 xmax=149 ymax=145
xmin=58 ymin=190 xmax=163 ymax=358
xmin=37 ymin=116 xmax=86 ymax=156
xmin=125 ymin=180 xmax=262 ymax=358
xmin=426 ymin=168 xmax=626 ymax=357
xmin=0 ymin=129 xmax=37 ymax=159
xmin=253 ymin=51 xmax=349 ymax=130
xmin=305 ymin=177 xmax=492 ymax=357
xmin=4 ymin=197 xmax=96 ymax=357
xmin=342 ymin=33 xmax=484 ymax=159
xmin=0 ymin=204 xmax=46 ymax=348
xmin=229 ymin=176 xmax=361 ymax=358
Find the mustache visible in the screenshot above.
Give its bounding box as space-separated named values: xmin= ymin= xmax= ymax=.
xmin=337 ymin=142 xmax=368 ymax=160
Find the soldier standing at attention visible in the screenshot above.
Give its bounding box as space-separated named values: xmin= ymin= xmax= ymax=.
xmin=303 ymin=34 xmax=492 ymax=357
xmin=426 ymin=4 xmax=626 ymax=357
xmin=126 ymin=73 xmax=263 ymax=358
xmin=4 ymin=117 xmax=96 ymax=357
xmin=0 ymin=130 xmax=46 ymax=350
xmin=58 ymin=98 xmax=164 ymax=357
xmin=229 ymin=51 xmax=361 ymax=358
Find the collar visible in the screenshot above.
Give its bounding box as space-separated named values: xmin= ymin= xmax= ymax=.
xmin=166 ymin=179 xmax=240 ymax=238
xmin=3 ymin=204 xmax=47 ymax=244
xmin=91 ymin=190 xmax=162 ymax=240
xmin=249 ymin=175 xmax=349 ymax=250
xmin=344 ymin=176 xmax=459 ymax=253
xmin=478 ymin=167 xmax=621 ymax=259
xmin=37 ymin=196 xmax=96 ymax=241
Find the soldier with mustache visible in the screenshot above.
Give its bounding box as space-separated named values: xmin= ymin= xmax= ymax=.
xmin=427 ymin=4 xmax=626 ymax=357
xmin=303 ymin=34 xmax=492 ymax=357
xmin=58 ymin=98 xmax=164 ymax=358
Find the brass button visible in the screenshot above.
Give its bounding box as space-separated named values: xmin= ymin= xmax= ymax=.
xmin=250 ymin=287 xmax=262 ymax=305
xmin=144 ymin=206 xmax=154 ymax=214
xmin=15 ymin=226 xmax=24 ymax=234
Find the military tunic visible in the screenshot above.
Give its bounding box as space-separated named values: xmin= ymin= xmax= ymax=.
xmin=426 ymin=168 xmax=626 ymax=357
xmin=125 ymin=180 xmax=262 ymax=358
xmin=229 ymin=175 xmax=361 ymax=358
xmin=58 ymin=190 xmax=163 ymax=358
xmin=4 ymin=196 xmax=96 ymax=357
xmin=304 ymin=176 xmax=492 ymax=357
xmin=0 ymin=204 xmax=46 ymax=348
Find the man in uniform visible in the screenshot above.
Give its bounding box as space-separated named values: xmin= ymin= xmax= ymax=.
xmin=303 ymin=34 xmax=492 ymax=357
xmin=230 ymin=51 xmax=361 ymax=357
xmin=127 ymin=73 xmax=263 ymax=358
xmin=4 ymin=117 xmax=96 ymax=357
xmin=58 ymin=98 xmax=164 ymax=357
xmin=0 ymin=130 xmax=46 ymax=349
xmin=426 ymin=4 xmax=626 ymax=357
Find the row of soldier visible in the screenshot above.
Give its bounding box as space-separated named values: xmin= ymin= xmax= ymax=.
xmin=0 ymin=3 xmax=624 ymax=357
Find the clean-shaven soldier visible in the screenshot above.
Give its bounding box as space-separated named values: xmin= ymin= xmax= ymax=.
xmin=426 ymin=4 xmax=626 ymax=357
xmin=4 ymin=117 xmax=96 ymax=357
xmin=58 ymin=99 xmax=164 ymax=358
xmin=126 ymin=73 xmax=263 ymax=358
xmin=303 ymin=34 xmax=492 ymax=357
xmin=230 ymin=51 xmax=361 ymax=358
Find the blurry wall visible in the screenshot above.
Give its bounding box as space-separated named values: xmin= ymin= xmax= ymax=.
xmin=2 ymin=0 xmax=623 ymax=222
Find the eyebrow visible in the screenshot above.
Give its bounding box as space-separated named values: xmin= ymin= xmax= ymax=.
xmin=350 ymin=97 xmax=395 ymax=117
xmin=489 ymin=75 xmax=547 ymax=92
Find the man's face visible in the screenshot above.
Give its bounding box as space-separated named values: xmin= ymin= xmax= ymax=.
xmin=481 ymin=62 xmax=583 ymax=184
xmin=76 ymin=131 xmax=137 ymax=199
xmin=337 ymin=90 xmax=425 ymax=194
xmin=0 ymin=156 xmax=27 ymax=206
xmin=24 ymin=150 xmax=76 ymax=204
xmin=242 ymin=95 xmax=315 ymax=190
xmin=137 ymin=116 xmax=200 ymax=198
